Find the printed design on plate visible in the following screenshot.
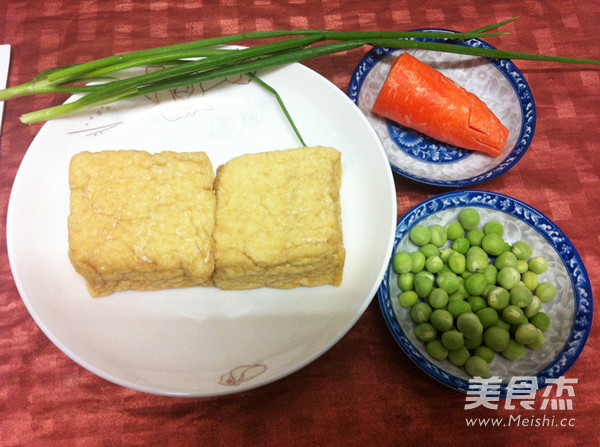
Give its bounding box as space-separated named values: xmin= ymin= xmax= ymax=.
xmin=144 ymin=66 xmax=251 ymax=122
xmin=219 ymin=364 xmax=267 ymax=387
xmin=67 ymin=105 xmax=124 ymax=137
xmin=67 ymin=71 xmax=253 ymax=136
xmin=386 ymin=121 xmax=470 ymax=163
xmin=378 ymin=190 xmax=593 ymax=397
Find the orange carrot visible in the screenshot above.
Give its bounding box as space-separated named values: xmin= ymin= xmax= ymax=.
xmin=372 ymin=52 xmax=509 ymax=157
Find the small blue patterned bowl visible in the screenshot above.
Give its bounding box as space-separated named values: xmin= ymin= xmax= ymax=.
xmin=348 ymin=29 xmax=535 ymax=187
xmin=378 ymin=190 xmax=592 ymax=396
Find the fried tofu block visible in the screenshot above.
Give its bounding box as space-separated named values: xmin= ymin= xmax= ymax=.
xmin=213 ymin=146 xmax=345 ymax=290
xmin=68 ymin=150 xmax=216 ymax=297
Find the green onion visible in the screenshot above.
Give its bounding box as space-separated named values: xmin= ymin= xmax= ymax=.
xmin=0 ymin=17 xmax=598 ymax=125
xmin=249 ymin=73 xmax=307 ymax=147
xmin=468 ymin=16 xmax=519 ymax=33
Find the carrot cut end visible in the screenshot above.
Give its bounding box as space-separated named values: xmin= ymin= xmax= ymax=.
xmin=372 ymin=52 xmax=510 ymax=157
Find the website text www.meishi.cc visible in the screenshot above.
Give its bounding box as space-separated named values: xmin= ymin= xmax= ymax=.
xmin=465 ymin=414 xmax=575 ymax=428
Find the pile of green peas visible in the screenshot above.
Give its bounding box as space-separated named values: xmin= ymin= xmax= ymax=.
xmin=392 ymin=207 xmax=557 ymax=378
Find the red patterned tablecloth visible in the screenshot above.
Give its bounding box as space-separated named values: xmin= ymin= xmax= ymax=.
xmin=1 ymin=1 xmax=598 ymax=446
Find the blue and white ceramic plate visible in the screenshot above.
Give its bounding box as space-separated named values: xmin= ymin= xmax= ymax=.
xmin=348 ymin=30 xmax=536 ymax=187
xmin=378 ymin=190 xmax=592 ymax=396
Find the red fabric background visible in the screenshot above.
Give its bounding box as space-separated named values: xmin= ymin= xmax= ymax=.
xmin=1 ymin=1 xmax=599 ymax=446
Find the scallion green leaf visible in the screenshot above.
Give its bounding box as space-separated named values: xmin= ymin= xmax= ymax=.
xmin=0 ymin=18 xmax=598 ymax=126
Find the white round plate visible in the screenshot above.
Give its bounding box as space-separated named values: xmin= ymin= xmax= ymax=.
xmin=7 ymin=63 xmax=397 ymax=397
xmin=379 ymin=190 xmax=592 ymax=396
xmin=348 ymin=30 xmax=536 ymax=187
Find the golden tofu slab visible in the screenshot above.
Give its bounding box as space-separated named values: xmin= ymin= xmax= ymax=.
xmin=68 ymin=150 xmax=216 ymax=297
xmin=213 ymin=146 xmax=345 ymax=290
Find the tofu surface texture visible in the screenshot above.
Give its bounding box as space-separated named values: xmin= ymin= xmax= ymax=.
xmin=68 ymin=150 xmax=216 ymax=297
xmin=213 ymin=146 xmax=345 ymax=290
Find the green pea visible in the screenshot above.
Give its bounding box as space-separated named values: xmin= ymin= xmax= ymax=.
xmin=465 ymin=272 xmax=487 ymax=296
xmin=483 ymin=326 xmax=510 ymax=352
xmin=481 ymin=283 xmax=494 ymax=298
xmin=411 ymin=302 xmax=433 ymax=323
xmin=511 ymin=241 xmax=533 ymax=260
xmin=415 ymin=323 xmax=437 ymax=342
xmin=467 ymin=246 xmax=487 ymax=258
xmin=392 ymin=252 xmax=413 ymax=274
xmin=482 ymin=264 xmax=498 ymax=284
xmin=439 ymin=265 xmax=452 ymax=274
xmin=474 ymin=346 xmax=495 ymax=363
xmin=465 ymin=355 xmax=490 ymax=378
xmin=420 ymin=243 xmax=439 ymax=259
xmin=466 ymin=252 xmax=488 ymax=273
xmin=467 ymin=296 xmax=488 ymax=313
xmin=524 ymin=295 xmax=542 ymax=319
xmin=441 ymin=329 xmax=464 ymax=351
xmin=514 ymin=323 xmax=539 ymax=345
xmin=530 ymin=312 xmax=551 ymax=332
xmin=410 ymin=251 xmax=426 ymax=273
xmin=429 ymin=224 xmax=448 ymax=247
xmin=398 ymin=272 xmax=414 ymax=291
xmin=536 ymin=282 xmax=557 ymax=303
xmin=439 ymin=248 xmax=455 ymax=264
xmin=425 ymin=255 xmax=444 ymax=274
xmin=415 ymin=270 xmax=435 ymax=281
xmin=516 ymin=259 xmax=529 ymax=274
xmin=448 ymin=252 xmax=466 ymax=274
xmin=445 ymin=221 xmax=464 ymax=240
xmin=486 ymin=286 xmax=510 ymax=310
xmin=436 ymin=271 xmax=460 ymax=294
xmin=428 ymin=288 xmax=449 ymax=309
xmin=414 ymin=275 xmax=434 ymax=299
xmin=456 ymin=278 xmax=469 ymax=298
xmin=430 ymin=309 xmax=453 ymax=332
xmin=483 ymin=220 xmax=504 ymax=237
xmin=458 ymin=208 xmax=481 ymax=231
xmin=494 ymin=251 xmax=518 ymax=269
xmin=457 ymin=312 xmax=483 ymax=340
xmin=501 ymin=305 xmax=526 ymax=325
xmin=502 ymin=242 xmax=512 ymax=253
xmin=481 ymin=233 xmax=506 ymax=256
xmin=449 ymin=291 xmax=466 ymax=301
xmin=447 ymin=300 xmax=472 ymax=318
xmin=409 ymin=225 xmax=431 ymax=246
xmin=497 ymin=267 xmax=520 ymax=290
xmin=463 ymin=334 xmax=483 ymax=350
xmin=427 ymin=340 xmax=449 ymax=360
xmin=448 ymin=346 xmax=471 ymax=367
xmin=521 ymin=271 xmax=539 ymax=291
xmin=466 ymin=229 xmax=485 ymax=247
xmin=528 ymin=256 xmax=548 ymax=275
xmin=399 ymin=290 xmax=419 ymax=308
xmin=502 ymin=339 xmax=526 ymax=361
xmin=510 ymin=284 xmax=533 ymax=308
xmin=476 ymin=307 xmax=499 ymax=329
xmin=495 ymin=319 xmax=510 ymax=331
xmin=528 ymin=329 xmax=546 ymax=350
xmin=452 ymin=237 xmax=470 ymax=254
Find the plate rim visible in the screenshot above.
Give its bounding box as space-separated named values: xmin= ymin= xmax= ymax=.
xmin=348 ymin=29 xmax=537 ymax=187
xmin=6 ymin=61 xmax=398 ymax=397
xmin=377 ymin=189 xmax=593 ymax=396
